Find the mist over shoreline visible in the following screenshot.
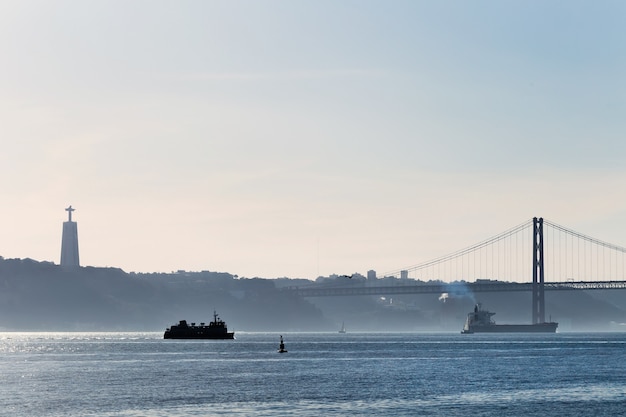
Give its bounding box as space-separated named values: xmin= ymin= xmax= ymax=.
xmin=0 ymin=257 xmax=625 ymax=333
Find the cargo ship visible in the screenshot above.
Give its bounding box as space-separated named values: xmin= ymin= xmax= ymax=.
xmin=164 ymin=310 xmax=235 ymax=339
xmin=461 ymin=303 xmax=558 ymax=334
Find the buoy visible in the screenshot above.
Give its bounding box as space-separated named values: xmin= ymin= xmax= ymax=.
xmin=278 ymin=335 xmax=287 ymax=353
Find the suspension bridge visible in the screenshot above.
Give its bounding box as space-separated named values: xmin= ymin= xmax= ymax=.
xmin=288 ymin=217 xmax=626 ymax=324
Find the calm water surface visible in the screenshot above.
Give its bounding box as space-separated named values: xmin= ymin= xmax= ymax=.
xmin=1 ymin=332 xmax=625 ymax=416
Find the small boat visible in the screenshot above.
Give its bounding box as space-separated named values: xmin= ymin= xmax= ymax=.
xmin=278 ymin=335 xmax=287 ymax=353
xmin=338 ymin=322 xmax=346 ymax=333
xmin=164 ymin=310 xmax=235 ymax=339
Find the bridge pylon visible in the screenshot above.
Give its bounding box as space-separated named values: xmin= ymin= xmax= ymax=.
xmin=532 ymin=217 xmax=545 ymax=324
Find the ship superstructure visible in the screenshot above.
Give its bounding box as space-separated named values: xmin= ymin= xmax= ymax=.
xmin=164 ymin=310 xmax=235 ymax=339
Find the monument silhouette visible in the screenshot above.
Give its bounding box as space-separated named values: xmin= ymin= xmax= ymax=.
xmin=60 ymin=206 xmax=80 ymax=267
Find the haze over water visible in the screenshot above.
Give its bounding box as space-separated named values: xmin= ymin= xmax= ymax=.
xmin=2 ymin=332 xmax=625 ymax=416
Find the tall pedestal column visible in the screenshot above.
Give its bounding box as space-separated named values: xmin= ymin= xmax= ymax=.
xmin=60 ymin=206 xmax=80 ymax=268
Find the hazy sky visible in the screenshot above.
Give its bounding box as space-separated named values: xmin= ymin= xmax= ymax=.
xmin=1 ymin=1 xmax=625 ymax=279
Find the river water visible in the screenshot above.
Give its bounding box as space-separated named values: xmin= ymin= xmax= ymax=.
xmin=1 ymin=332 xmax=625 ymax=416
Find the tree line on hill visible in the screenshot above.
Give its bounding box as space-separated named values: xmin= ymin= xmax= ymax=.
xmin=0 ymin=257 xmax=624 ymax=332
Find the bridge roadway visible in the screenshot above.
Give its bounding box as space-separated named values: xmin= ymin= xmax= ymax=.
xmin=285 ymin=281 xmax=626 ymax=297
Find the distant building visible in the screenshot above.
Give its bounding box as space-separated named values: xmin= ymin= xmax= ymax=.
xmin=367 ymin=270 xmax=377 ymax=281
xmin=60 ymin=206 xmax=80 ymax=268
xmin=400 ymin=270 xmax=408 ymax=280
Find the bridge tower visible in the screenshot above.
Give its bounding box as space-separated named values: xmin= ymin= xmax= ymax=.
xmin=532 ymin=217 xmax=545 ymax=324
xmin=60 ymin=205 xmax=80 ymax=268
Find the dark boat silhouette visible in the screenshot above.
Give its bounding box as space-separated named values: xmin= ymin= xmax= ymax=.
xmin=164 ymin=310 xmax=235 ymax=339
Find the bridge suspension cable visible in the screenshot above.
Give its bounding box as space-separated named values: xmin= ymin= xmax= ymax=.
xmin=543 ymin=219 xmax=626 ymax=282
xmin=383 ymin=217 xmax=626 ymax=284
xmin=543 ymin=219 xmax=626 ymax=253
xmin=383 ymin=219 xmax=534 ymax=281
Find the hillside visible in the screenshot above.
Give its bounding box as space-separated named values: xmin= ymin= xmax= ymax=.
xmin=0 ymin=257 xmax=625 ymax=332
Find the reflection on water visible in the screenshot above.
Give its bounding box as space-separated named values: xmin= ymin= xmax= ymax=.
xmin=1 ymin=332 xmax=626 ymax=416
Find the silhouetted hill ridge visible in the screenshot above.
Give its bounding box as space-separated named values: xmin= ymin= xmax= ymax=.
xmin=0 ymin=257 xmax=624 ymax=332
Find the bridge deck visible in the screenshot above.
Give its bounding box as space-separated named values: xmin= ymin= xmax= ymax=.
xmin=285 ymin=281 xmax=626 ymax=297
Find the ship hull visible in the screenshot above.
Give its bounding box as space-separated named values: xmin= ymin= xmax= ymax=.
xmin=462 ymin=322 xmax=558 ymax=334
xmin=164 ymin=331 xmax=234 ymax=339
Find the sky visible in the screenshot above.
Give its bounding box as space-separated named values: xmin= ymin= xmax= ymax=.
xmin=0 ymin=1 xmax=625 ymax=279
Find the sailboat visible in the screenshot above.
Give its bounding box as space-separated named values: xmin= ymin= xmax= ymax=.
xmin=278 ymin=335 xmax=287 ymax=353
xmin=339 ymin=322 xmax=346 ymax=333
